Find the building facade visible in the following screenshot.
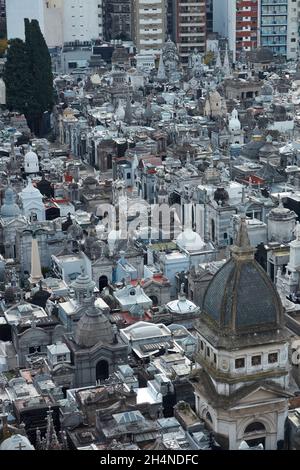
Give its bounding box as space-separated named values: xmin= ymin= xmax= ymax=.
xmin=132 ymin=0 xmax=167 ymax=55
xmin=192 ymin=218 xmax=291 ymax=450
xmin=213 ymin=0 xmax=260 ymax=62
xmin=7 ymin=0 xmax=104 ymax=47
xmin=103 ymin=0 xmax=132 ymax=41
xmin=6 ymin=0 xmax=63 ymax=47
xmin=261 ymin=0 xmax=299 ymax=59
xmin=63 ymin=0 xmax=103 ymax=44
xmin=175 ymin=0 xmax=206 ymax=66
xmin=213 ymin=0 xmax=299 ymax=62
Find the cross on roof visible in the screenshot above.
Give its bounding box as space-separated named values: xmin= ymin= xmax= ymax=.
xmin=17 ymin=441 xmax=28 ymax=450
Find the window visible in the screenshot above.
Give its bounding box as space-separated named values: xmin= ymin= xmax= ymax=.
xmin=206 ymin=347 xmax=210 ymax=357
xmin=244 ymin=422 xmax=266 ymax=434
xmin=57 ymin=354 xmax=67 ymax=362
xmin=200 ymin=341 xmax=204 ymax=351
xmin=252 ymin=355 xmax=261 ymax=366
xmin=213 ymin=354 xmax=217 ymax=364
xmin=29 ymin=346 xmax=41 ymax=354
xmin=268 ymin=352 xmax=278 ymax=364
xmin=235 ymin=358 xmax=245 ymax=369
xmin=130 ymin=289 xmax=136 ymax=296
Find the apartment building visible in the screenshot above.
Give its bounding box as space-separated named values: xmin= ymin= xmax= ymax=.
xmin=213 ymin=0 xmax=299 ymax=62
xmin=103 ymin=0 xmax=132 ymax=41
xmin=175 ymin=0 xmax=206 ymax=66
xmin=131 ymin=0 xmax=166 ymax=55
xmin=7 ymin=0 xmax=104 ymax=47
xmin=63 ymin=0 xmax=103 ymax=43
xmin=261 ymin=0 xmax=299 ymax=59
xmin=213 ymin=0 xmax=260 ymax=62
xmin=7 ymin=0 xmax=63 ymax=47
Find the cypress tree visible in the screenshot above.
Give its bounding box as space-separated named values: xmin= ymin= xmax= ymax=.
xmin=3 ymin=38 xmax=32 ymax=115
xmin=24 ymin=18 xmax=54 ymax=135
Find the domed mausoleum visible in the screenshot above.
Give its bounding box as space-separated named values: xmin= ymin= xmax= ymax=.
xmin=24 ymin=149 xmax=39 ymax=175
xmin=19 ymin=179 xmax=45 ymax=221
xmin=64 ymin=272 xmax=128 ymax=387
xmin=74 ymin=299 xmax=114 ymax=349
xmin=192 ymin=217 xmax=291 ymax=450
xmin=165 ymin=283 xmax=200 ymax=328
xmin=167 ymin=283 xmax=199 ymax=316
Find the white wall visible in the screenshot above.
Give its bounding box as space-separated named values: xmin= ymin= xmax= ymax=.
xmin=0 ymin=78 xmax=6 ymax=105
xmin=287 ymin=0 xmax=300 ymax=60
xmin=63 ymin=0 xmax=102 ymax=43
xmin=44 ymin=0 xmax=64 ymax=47
xmin=7 ymin=0 xmax=63 ymax=47
xmin=7 ymin=0 xmax=45 ymax=41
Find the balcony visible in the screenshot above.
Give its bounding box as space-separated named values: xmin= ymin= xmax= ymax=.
xmin=139 ymin=0 xmax=161 ymax=4
xmin=139 ymin=8 xmax=162 ymax=14
xmin=140 ymin=38 xmax=162 ymax=44
xmin=140 ymin=29 xmax=163 ymax=34
xmin=261 ymin=0 xmax=287 ymax=4
xmin=140 ymin=18 xmax=161 ymax=25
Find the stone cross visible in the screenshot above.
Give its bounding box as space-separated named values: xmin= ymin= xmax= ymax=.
xmin=17 ymin=441 xmax=27 ymax=450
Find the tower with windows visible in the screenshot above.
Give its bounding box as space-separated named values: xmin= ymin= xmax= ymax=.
xmin=192 ymin=217 xmax=291 ymax=450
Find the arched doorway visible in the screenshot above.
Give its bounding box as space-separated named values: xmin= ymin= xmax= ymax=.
xmin=149 ymin=295 xmax=158 ymax=306
xmin=99 ymin=275 xmax=108 ymax=292
xmin=211 ymin=219 xmax=215 ymax=242
xmin=243 ymin=421 xmax=266 ymax=448
xmin=96 ymin=359 xmax=109 ymax=381
xmin=206 ymin=411 xmax=213 ymax=423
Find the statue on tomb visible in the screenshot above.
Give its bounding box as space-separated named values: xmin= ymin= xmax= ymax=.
xmin=161 ymin=37 xmax=182 ymax=82
xmin=188 ymin=48 xmax=204 ymax=78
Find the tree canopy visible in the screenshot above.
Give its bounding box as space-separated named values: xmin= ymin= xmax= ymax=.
xmin=3 ymin=38 xmax=32 ymax=115
xmin=4 ymin=19 xmax=54 ymax=136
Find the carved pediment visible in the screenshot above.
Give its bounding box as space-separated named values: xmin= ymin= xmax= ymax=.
xmin=19 ymin=327 xmax=49 ymax=341
xmin=233 ymin=385 xmax=291 ymax=408
xmin=52 ymin=363 xmax=74 ymax=375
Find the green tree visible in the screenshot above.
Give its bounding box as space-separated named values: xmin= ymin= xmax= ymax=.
xmin=3 ymin=38 xmax=32 ymax=115
xmin=24 ymin=18 xmax=54 ymax=135
xmin=3 ymin=20 xmax=54 ymax=136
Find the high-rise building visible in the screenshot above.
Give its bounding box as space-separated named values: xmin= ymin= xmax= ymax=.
xmin=131 ymin=0 xmax=167 ymax=55
xmin=213 ymin=0 xmax=260 ymax=62
xmin=175 ymin=0 xmax=206 ymax=66
xmin=261 ymin=0 xmax=299 ymax=60
xmin=167 ymin=0 xmax=177 ymax=40
xmin=0 ymin=0 xmax=5 ymax=21
xmin=6 ymin=0 xmax=104 ymax=47
xmin=192 ymin=219 xmax=291 ymax=450
xmin=63 ymin=0 xmax=103 ymax=43
xmin=206 ymin=0 xmax=213 ymax=34
xmin=103 ymin=0 xmax=132 ymax=41
xmin=213 ymin=0 xmax=300 ymax=62
xmin=0 ymin=0 xmax=6 ymax=39
xmin=6 ymin=0 xmax=63 ymax=47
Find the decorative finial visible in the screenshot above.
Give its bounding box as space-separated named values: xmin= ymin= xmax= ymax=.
xmin=295 ymin=221 xmax=300 ymax=241
xmin=235 ymin=215 xmax=251 ymax=249
xmin=179 ymin=282 xmax=186 ymax=300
